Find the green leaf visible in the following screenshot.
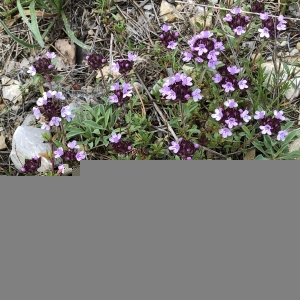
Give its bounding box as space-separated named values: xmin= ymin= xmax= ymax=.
xmin=92 ymin=129 xmax=100 ymax=135
xmin=0 ymin=19 xmax=40 ymax=48
xmin=279 ymin=150 xmax=300 ymax=160
xmin=83 ymin=120 xmax=105 ymax=130
xmin=60 ymin=10 xmax=91 ymax=50
xmin=254 ymin=154 xmax=269 ymax=160
xmin=252 ymin=140 xmax=268 ymax=156
xmin=66 ymin=128 xmax=87 ymax=139
xmin=263 ymin=135 xmax=273 ymax=151
xmin=29 ymin=0 xmax=44 ymax=47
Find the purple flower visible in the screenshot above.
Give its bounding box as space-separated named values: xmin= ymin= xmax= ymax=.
xmin=208 ymin=59 xmax=219 ymax=69
xmin=58 ymin=164 xmax=65 ymax=174
xmin=223 ymin=13 xmax=232 ymax=22
xmin=46 ymin=52 xmax=56 ymax=59
xmin=61 ymin=105 xmax=75 ymax=121
xmin=231 ymin=7 xmax=242 ymax=14
xmin=128 ymin=52 xmax=138 ymax=62
xmin=234 ymin=26 xmax=246 ymax=35
xmin=238 ymin=79 xmax=248 ymax=89
xmin=212 ymin=73 xmax=222 ymax=83
xmin=258 ymin=27 xmax=270 ymax=38
xmin=49 ymin=116 xmax=61 ymax=127
xmin=161 ymin=24 xmax=171 ymax=32
xmin=54 ymin=91 xmax=65 ymax=100
xmin=277 ymin=22 xmax=286 ymax=31
xmin=240 ymin=109 xmax=251 ymax=122
xmin=211 ymin=108 xmax=223 ymax=121
xmin=68 ymin=140 xmax=80 ymax=149
xmin=260 ymin=124 xmax=272 ymax=135
xmin=168 ymin=41 xmax=178 ymax=49
xmin=40 ymin=122 xmax=50 ymax=130
xmin=259 ymin=12 xmax=269 ymax=20
xmin=254 ymin=110 xmax=265 ymax=119
xmin=110 ymin=132 xmax=122 ymax=143
xmin=169 ymin=141 xmax=180 ymax=153
xmin=227 ymin=66 xmax=240 ymax=75
xmin=159 ymin=72 xmax=197 ymax=103
xmin=222 ymin=82 xmax=235 ymax=93
xmin=183 ymin=52 xmax=193 ymax=62
xmin=277 ymin=130 xmax=288 ymax=141
xmin=219 ymin=128 xmax=232 ymax=138
xmin=33 ymin=107 xmax=41 ymax=119
xmin=274 ymin=110 xmax=285 ymax=120
xmin=225 ymin=117 xmax=238 ymax=129
xmin=224 ymin=99 xmax=238 ymax=108
xmin=192 ymin=88 xmax=203 ymax=102
xmin=27 ymin=66 xmax=36 ymax=76
xmin=76 ymin=151 xmax=86 ymax=161
xmin=54 ymin=147 xmax=64 ymax=158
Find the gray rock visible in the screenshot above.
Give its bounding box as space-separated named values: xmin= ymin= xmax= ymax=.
xmin=22 ymin=114 xmax=36 ymax=126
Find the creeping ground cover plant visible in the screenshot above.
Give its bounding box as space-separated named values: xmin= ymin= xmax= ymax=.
xmin=6 ymin=0 xmax=300 ymax=175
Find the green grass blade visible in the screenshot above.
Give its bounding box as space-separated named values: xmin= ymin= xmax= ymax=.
xmin=29 ymin=0 xmax=44 ymax=47
xmin=60 ymin=10 xmax=91 ymax=50
xmin=0 ymin=19 xmax=40 ymax=48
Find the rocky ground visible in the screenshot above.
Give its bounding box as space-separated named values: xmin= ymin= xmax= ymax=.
xmin=1 ymin=0 xmax=300 ymax=175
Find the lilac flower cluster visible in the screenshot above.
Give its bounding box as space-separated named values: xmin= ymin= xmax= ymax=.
xmin=33 ymin=90 xmax=75 ymax=130
xmin=21 ymin=156 xmax=42 ymax=175
xmin=109 ymin=132 xmax=132 ymax=154
xmin=211 ymin=99 xmax=252 ymax=138
xmin=160 ymin=24 xmax=179 ymax=50
xmin=111 ymin=52 xmax=138 ymax=76
xmin=254 ymin=110 xmax=288 ymax=141
xmin=109 ymin=82 xmax=133 ymax=106
xmin=223 ymin=7 xmax=250 ymax=36
xmin=86 ymin=53 xmax=107 ymax=71
xmin=183 ymin=30 xmax=224 ymax=69
xmin=54 ymin=140 xmax=86 ymax=174
xmin=258 ymin=12 xmax=286 ymax=39
xmin=159 ymin=72 xmax=202 ymax=103
xmin=212 ymin=65 xmax=249 ymax=93
xmin=27 ymin=52 xmax=57 ymax=82
xmin=169 ymin=138 xmax=199 ymax=160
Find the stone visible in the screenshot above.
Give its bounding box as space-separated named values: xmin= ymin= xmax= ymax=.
xmin=0 ymin=135 xmax=7 ymax=150
xmin=261 ymin=61 xmax=300 ymax=100
xmin=143 ymin=4 xmax=153 ymax=10
xmin=290 ymin=48 xmax=299 ymax=56
xmin=243 ymin=148 xmax=256 ymax=160
xmin=288 ymin=3 xmax=300 ymax=18
xmin=133 ymin=82 xmax=144 ymax=94
xmin=159 ymin=0 xmax=184 ymax=23
xmin=10 ymin=125 xmax=59 ymax=172
xmin=1 ymin=76 xmax=22 ymax=103
xmin=251 ymin=53 xmax=261 ymax=62
xmin=296 ymin=42 xmax=300 ymax=51
xmin=22 ymin=114 xmax=36 ymax=126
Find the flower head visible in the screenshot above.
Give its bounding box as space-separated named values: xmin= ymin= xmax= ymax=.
xmin=109 ymin=132 xmax=122 ymax=143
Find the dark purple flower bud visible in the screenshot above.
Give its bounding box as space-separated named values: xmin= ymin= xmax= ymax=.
xmin=33 ymin=57 xmax=56 ymax=81
xmin=112 ymin=140 xmax=132 ymax=154
xmin=176 ymin=138 xmax=198 ymax=160
xmin=39 ymin=97 xmax=62 ymax=122
xmin=251 ymin=1 xmax=265 ymax=13
xmin=86 ymin=53 xmax=106 ymax=71
xmin=21 ymin=156 xmax=41 ymax=175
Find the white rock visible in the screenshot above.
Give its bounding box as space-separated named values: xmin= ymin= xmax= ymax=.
xmin=10 ymin=125 xmax=59 ymax=173
xmin=261 ymin=61 xmax=300 ymax=100
xmin=290 ymin=48 xmax=299 ymax=56
xmin=22 ymin=114 xmax=36 ymax=126
xmin=143 ymin=4 xmax=153 ymax=10
xmin=280 ymin=41 xmax=288 ymax=47
xmin=1 ymin=76 xmax=22 ymax=103
xmin=159 ymin=0 xmax=184 ymax=23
